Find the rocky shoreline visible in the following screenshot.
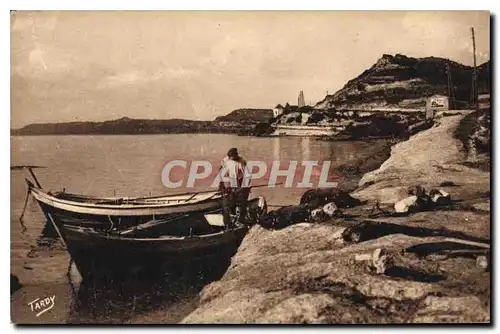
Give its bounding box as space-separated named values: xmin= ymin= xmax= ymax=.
xmin=181 ymin=111 xmax=490 ymax=324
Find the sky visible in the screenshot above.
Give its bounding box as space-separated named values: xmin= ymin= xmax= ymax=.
xmin=11 ymin=11 xmax=490 ymax=128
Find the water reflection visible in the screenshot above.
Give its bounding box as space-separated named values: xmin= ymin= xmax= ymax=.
xmin=272 ymin=137 xmax=312 ymax=163
xmin=301 ymin=137 xmax=311 ymax=162
xmin=272 ymin=137 xmax=281 ymax=162
xmin=11 ymin=266 xmax=214 ymax=324
xmin=67 ymin=257 xmax=232 ymax=324
xmin=15 ymin=216 xmax=236 ymax=324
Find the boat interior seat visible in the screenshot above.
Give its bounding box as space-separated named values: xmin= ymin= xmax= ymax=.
xmin=132 ymin=215 xmax=223 ymax=238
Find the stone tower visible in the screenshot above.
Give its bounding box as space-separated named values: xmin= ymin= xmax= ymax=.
xmin=298 ymin=91 xmax=306 ymax=108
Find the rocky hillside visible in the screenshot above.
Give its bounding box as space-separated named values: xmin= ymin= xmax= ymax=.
xmin=315 ymin=54 xmax=490 ymax=111
xmin=214 ymin=108 xmax=273 ymax=123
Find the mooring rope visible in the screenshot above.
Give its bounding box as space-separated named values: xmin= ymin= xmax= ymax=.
xmin=107 ymin=216 xmax=115 ymax=232
xmin=66 ymin=258 xmax=78 ymax=295
xmin=18 ymin=188 xmax=31 ymax=233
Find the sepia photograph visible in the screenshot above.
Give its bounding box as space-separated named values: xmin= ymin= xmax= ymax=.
xmin=10 ymin=10 xmax=491 ymax=324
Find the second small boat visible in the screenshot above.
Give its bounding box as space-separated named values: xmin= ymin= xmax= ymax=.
xmin=58 ymin=215 xmax=248 ymax=282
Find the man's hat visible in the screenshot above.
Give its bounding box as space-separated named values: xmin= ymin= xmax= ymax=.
xmin=227 ymin=148 xmax=239 ymax=158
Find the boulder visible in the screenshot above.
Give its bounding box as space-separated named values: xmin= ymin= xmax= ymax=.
xmin=439 ymin=181 xmax=458 ymax=187
xmin=394 ymin=195 xmax=419 ymax=213
xmin=322 ymin=202 xmax=338 ymax=217
xmin=371 ymin=248 xmax=389 ymax=274
xmin=259 ymin=206 xmax=310 ymax=230
xmin=300 ymin=189 xmax=361 ymax=209
xmin=407 ymin=185 xmax=428 ymax=199
xmin=429 ymin=189 xmax=451 ymax=206
xmin=258 ymin=215 xmax=276 ymax=229
xmin=310 ymin=208 xmax=327 ymax=222
xmin=476 ymin=255 xmax=488 ymax=270
xmin=247 ymin=196 xmax=268 ymax=223
xmin=353 ymin=248 xmax=390 ymax=274
xmin=412 ymin=296 xmax=490 ymax=323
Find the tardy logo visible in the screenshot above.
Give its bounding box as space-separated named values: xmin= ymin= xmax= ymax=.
xmin=28 ymin=295 xmax=56 ymax=317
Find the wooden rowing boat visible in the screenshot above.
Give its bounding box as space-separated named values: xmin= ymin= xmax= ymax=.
xmin=27 ymin=180 xmax=223 ymax=230
xmin=58 ymin=216 xmax=248 ymax=281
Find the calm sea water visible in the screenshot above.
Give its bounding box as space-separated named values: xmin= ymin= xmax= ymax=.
xmin=10 ymin=134 xmax=378 ymax=324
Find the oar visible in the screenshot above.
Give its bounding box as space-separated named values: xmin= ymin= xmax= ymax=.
xmin=250 ymin=182 xmax=285 ymax=189
xmin=132 ymin=182 xmax=287 ymax=203
xmin=163 ymin=181 xmax=286 ymax=197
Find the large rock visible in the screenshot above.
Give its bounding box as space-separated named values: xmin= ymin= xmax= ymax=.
xmin=412 ymin=296 xmax=489 ymax=323
xmin=430 ymin=189 xmax=451 ymax=206
xmin=182 ymin=224 xmax=489 ymax=324
xmin=259 ymin=206 xmax=310 ymax=230
xmin=310 ymin=208 xmax=327 ymax=222
xmin=322 ymin=202 xmax=338 ymax=217
xmin=256 ymin=294 xmax=337 ymax=324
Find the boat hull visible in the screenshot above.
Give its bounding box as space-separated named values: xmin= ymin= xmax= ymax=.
xmin=31 ymin=186 xmax=223 ymax=229
xmin=37 ymin=201 xmax=222 ymax=230
xmin=58 ymin=224 xmax=248 ymax=282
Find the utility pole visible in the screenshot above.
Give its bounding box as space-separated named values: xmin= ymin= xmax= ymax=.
xmin=446 ymin=63 xmax=451 ymax=98
xmin=446 ymin=62 xmax=454 ymax=108
xmin=471 ymin=27 xmax=478 ymax=109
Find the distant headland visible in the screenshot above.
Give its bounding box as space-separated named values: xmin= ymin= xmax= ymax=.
xmin=10 ymin=109 xmax=273 ymax=136
xmin=11 ymin=54 xmax=490 ymax=137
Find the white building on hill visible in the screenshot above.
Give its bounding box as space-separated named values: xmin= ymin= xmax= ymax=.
xmin=273 ymin=104 xmax=284 ymax=118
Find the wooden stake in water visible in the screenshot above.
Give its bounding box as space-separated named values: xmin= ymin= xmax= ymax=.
xmin=46 ymin=213 xmax=83 ymax=283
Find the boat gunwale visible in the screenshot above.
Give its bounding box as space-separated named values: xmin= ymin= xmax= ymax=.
xmin=62 ymin=225 xmax=247 ymax=242
xmin=31 ymin=187 xmax=221 ymax=210
xmin=52 ymin=189 xmax=221 ymax=202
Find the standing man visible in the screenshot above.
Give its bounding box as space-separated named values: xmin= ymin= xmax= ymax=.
xmin=219 ymin=148 xmax=251 ymax=228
